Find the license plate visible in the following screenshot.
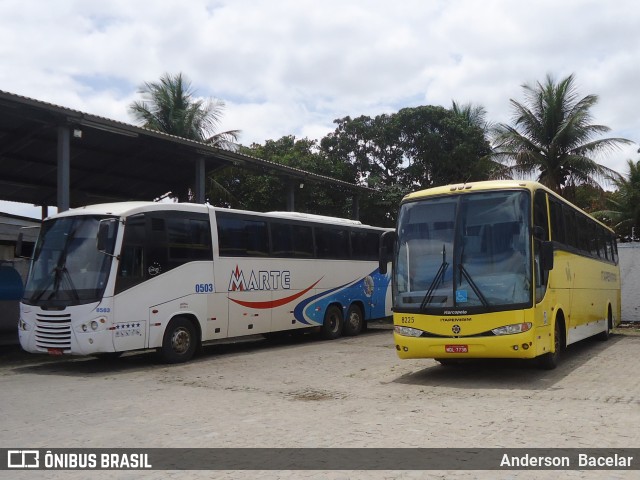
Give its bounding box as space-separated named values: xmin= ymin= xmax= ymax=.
xmin=47 ymin=348 xmax=64 ymax=356
xmin=445 ymin=345 xmax=468 ymax=353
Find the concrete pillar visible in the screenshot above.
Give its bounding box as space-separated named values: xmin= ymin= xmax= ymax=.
xmin=195 ymin=157 xmax=206 ymax=203
xmin=351 ymin=194 xmax=360 ymax=220
xmin=286 ymin=180 xmax=295 ymax=212
xmin=57 ymin=125 xmax=70 ymax=212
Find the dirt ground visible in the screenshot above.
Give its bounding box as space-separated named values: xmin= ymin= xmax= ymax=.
xmin=1 ymin=321 xmax=639 ymax=479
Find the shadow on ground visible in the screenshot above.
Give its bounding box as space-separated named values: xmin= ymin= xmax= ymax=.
xmin=3 ymin=328 xmax=391 ymax=377
xmin=392 ymin=335 xmax=626 ymax=391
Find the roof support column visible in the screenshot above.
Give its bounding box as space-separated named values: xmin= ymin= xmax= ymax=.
xmin=286 ymin=180 xmax=295 ymax=212
xmin=351 ymin=194 xmax=360 ymax=220
xmin=57 ymin=125 xmax=70 ymax=212
xmin=195 ymin=157 xmax=206 ymax=203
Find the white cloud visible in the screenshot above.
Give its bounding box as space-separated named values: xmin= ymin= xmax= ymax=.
xmin=1 ymin=0 xmax=639 ymax=214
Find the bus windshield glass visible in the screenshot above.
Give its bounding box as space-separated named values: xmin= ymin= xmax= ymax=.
xmin=395 ymin=190 xmax=531 ymax=312
xmin=23 ymin=215 xmax=117 ymax=307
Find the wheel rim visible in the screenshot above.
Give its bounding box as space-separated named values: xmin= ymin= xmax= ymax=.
xmin=171 ymin=327 xmax=191 ymax=354
xmin=328 ymin=311 xmax=340 ymax=333
xmin=347 ymin=310 xmax=360 ymax=330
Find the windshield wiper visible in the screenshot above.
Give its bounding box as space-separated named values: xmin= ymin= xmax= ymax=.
xmin=53 ymin=264 xmax=80 ymax=302
xmin=34 ymin=224 xmax=82 ymax=304
xmin=31 ymin=263 xmax=81 ymax=304
xmin=30 ymin=273 xmax=56 ymax=303
xmin=420 ymin=244 xmax=448 ymax=310
xmin=458 ymin=262 xmax=489 ymax=308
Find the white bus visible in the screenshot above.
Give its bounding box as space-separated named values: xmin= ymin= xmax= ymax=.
xmin=18 ymin=202 xmax=392 ymax=363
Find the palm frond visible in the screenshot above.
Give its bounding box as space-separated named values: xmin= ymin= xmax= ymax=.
xmin=490 ymin=73 xmax=632 ymax=197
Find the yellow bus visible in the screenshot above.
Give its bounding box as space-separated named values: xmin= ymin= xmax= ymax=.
xmin=379 ymin=180 xmax=621 ymax=369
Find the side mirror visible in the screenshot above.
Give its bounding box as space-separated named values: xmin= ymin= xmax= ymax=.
xmin=15 ymin=225 xmax=39 ymax=259
xmin=16 ymin=232 xmax=25 ymax=258
xmin=540 ymin=241 xmax=554 ymax=271
xmin=533 ymin=226 xmax=547 ymax=241
xmin=379 ymin=230 xmax=396 ymax=275
xmin=97 ymin=218 xmax=118 ymax=253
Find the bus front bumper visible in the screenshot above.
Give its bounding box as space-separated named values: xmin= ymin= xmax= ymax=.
xmin=19 ymin=327 xmax=117 ymax=356
xmin=393 ymin=331 xmax=538 ymax=360
xmin=18 ymin=304 xmax=117 ymax=356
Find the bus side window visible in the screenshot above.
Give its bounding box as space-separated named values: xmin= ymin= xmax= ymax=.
xmin=549 ymin=199 xmax=565 ymax=244
xmin=316 ymin=227 xmax=349 ymax=260
xmin=351 ymin=230 xmax=380 ymax=260
xmin=533 ymin=190 xmax=549 ymax=303
xmin=115 ymin=212 xmax=213 ymax=294
xmin=217 ymin=214 xmax=268 ymax=257
xmin=271 ymin=223 xmax=294 ymax=257
xmin=292 ymin=224 xmax=314 ymax=258
xmin=563 ymin=208 xmax=577 ymax=249
xmin=116 ymin=214 xmax=146 ymax=294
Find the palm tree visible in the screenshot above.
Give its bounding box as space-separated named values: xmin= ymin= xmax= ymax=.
xmin=451 ymin=100 xmax=490 ymax=132
xmin=129 ymin=72 xmax=240 ymax=148
xmin=492 ymin=74 xmax=631 ymax=198
xmin=593 ymin=158 xmax=640 ymax=239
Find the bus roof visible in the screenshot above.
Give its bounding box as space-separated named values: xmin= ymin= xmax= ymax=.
xmin=402 ymin=179 xmax=613 ymax=232
xmin=266 ymin=211 xmax=363 ymax=226
xmin=51 ymin=201 xmax=207 ymax=219
xmin=47 ymin=202 xmax=386 ymax=229
xmin=402 ymin=180 xmax=539 ymax=202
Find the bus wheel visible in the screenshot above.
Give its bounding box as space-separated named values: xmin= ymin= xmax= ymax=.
xmin=321 ymin=305 xmax=344 ymax=340
xmin=161 ymin=317 xmax=197 ymax=363
xmin=597 ymin=308 xmax=613 ymax=341
xmin=538 ymin=320 xmax=562 ymax=370
xmin=343 ymin=304 xmax=363 ymax=336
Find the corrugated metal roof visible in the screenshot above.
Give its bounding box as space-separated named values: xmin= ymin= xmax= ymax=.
xmin=0 ymin=90 xmax=373 ymax=210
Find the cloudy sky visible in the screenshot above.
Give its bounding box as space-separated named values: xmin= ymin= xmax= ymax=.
xmin=1 ymin=0 xmax=639 ymax=217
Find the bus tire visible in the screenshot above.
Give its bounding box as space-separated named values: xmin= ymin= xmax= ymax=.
xmin=343 ymin=304 xmax=364 ymax=336
xmin=597 ymin=307 xmax=613 ymax=341
xmin=321 ymin=305 xmax=344 ymax=340
xmin=538 ymin=319 xmax=563 ymax=370
xmin=161 ymin=317 xmax=197 ymax=363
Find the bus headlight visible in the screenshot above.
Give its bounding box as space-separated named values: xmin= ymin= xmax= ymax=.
xmin=394 ymin=326 xmax=424 ymax=337
xmin=79 ymin=319 xmax=103 ymax=333
xmin=492 ymin=322 xmax=532 ymax=336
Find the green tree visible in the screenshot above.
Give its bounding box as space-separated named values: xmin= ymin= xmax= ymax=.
xmin=321 ymin=106 xmax=493 ymax=224
xmin=570 ymin=184 xmax=608 ymax=213
xmin=320 ymin=113 xmax=406 ymax=225
xmin=210 ymin=136 xmax=356 ymax=217
xmin=129 ymin=72 xmax=239 ymax=148
xmin=593 ymin=158 xmax=640 ymax=239
xmin=397 ymin=105 xmax=493 ymax=188
xmin=492 ymin=73 xmax=630 ymax=199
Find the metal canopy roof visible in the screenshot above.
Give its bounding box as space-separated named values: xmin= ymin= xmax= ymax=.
xmin=0 ymin=90 xmax=371 ymax=211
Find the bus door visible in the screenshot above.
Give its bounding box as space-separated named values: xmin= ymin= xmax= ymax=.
xmin=226 ymin=263 xmax=273 ymax=336
xmin=206 ymin=288 xmax=229 ymax=340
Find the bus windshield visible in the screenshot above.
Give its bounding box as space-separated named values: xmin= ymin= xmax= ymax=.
xmin=23 ymin=215 xmax=117 ymax=307
xmin=395 ymin=190 xmax=532 ymax=313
